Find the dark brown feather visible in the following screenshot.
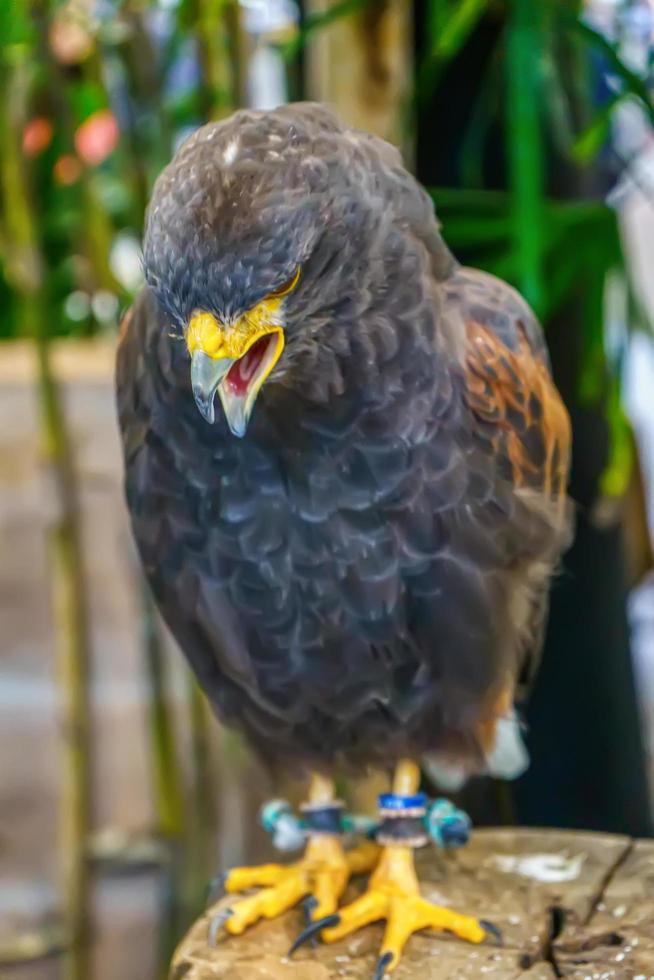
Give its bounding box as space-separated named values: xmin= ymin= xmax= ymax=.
xmin=116 ymin=107 xmax=572 ymax=775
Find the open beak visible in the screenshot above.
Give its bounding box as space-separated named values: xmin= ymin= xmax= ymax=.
xmin=190 ymin=352 xmax=232 ymax=425
xmin=186 ymin=310 xmax=284 ymax=436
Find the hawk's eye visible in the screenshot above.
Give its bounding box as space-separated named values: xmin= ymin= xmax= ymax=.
xmin=268 ymin=267 xmax=301 ymax=299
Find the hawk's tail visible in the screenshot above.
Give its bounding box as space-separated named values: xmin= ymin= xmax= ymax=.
xmin=422 ymin=709 xmax=530 ymax=791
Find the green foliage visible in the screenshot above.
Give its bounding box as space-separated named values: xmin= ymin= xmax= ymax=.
xmin=421 ymin=0 xmax=651 ymax=325
xmin=571 ymin=93 xmax=628 ymax=165
xmin=0 ymin=0 xmax=239 ymax=341
xmin=419 ymin=0 xmax=490 ymax=98
xmin=565 ymin=13 xmax=654 ymax=129
xmin=505 ymin=0 xmax=547 ymax=311
xmin=420 ymin=0 xmax=653 ymax=494
xmin=0 ymin=1 xmax=35 ymax=50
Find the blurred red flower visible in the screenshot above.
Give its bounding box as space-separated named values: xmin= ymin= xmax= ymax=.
xmin=74 ymin=109 xmax=119 ymax=166
xmin=23 ymin=118 xmax=53 ymax=158
xmin=54 ymin=155 xmax=82 ymax=186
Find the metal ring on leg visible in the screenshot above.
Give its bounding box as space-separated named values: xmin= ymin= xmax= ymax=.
xmin=376 ymin=792 xmax=428 ymax=848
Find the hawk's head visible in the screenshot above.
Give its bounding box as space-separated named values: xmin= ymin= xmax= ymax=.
xmin=143 ymin=103 xmax=448 ymax=436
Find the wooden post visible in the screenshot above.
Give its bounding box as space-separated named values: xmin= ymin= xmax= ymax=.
xmin=304 ymin=0 xmax=413 ymax=158
xmin=170 ymin=828 xmax=654 ymax=978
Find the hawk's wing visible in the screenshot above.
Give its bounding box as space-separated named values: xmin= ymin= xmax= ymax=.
xmin=447 ymin=267 xmax=572 ymax=694
xmin=457 ymin=270 xmax=569 ymax=505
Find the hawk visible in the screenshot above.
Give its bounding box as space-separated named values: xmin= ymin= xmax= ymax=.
xmin=116 ymin=103 xmax=571 ymax=976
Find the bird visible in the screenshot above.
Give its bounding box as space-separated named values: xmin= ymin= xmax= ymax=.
xmin=116 ymin=102 xmax=572 ymax=976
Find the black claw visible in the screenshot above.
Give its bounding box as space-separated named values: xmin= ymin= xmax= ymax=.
xmin=288 ymin=913 xmax=341 ymax=956
xmin=373 ymin=951 xmax=393 ymax=980
xmin=207 ymin=907 xmax=234 ymax=947
xmin=206 ymin=871 xmax=227 ymax=905
xmin=302 ymin=897 xmax=319 ymax=949
xmin=480 ymin=919 xmax=503 ymax=946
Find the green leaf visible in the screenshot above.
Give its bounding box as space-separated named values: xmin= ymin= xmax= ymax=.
xmin=459 ymin=43 xmax=502 ymax=187
xmin=436 ymin=215 xmax=512 ymax=248
xmin=506 ymin=0 xmax=547 ymax=312
xmin=70 ymin=80 xmax=108 ymax=123
xmin=425 ymin=0 xmax=452 ymax=43
xmin=427 ymin=0 xmax=488 ymax=60
xmin=571 ymin=92 xmax=627 ymax=164
xmin=429 ymin=187 xmax=511 ymax=212
xmin=0 ymin=3 xmax=35 ymax=53
xmin=600 ymin=377 xmax=633 ymax=499
xmin=562 ymin=12 xmax=654 ymax=129
xmin=417 ymin=0 xmax=489 ymax=100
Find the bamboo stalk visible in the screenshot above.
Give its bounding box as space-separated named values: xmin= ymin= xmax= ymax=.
xmin=185 ymin=679 xmax=219 ymax=920
xmin=0 ymin=51 xmax=92 ymax=980
xmin=142 ymin=591 xmax=186 ymax=842
xmin=195 ymin=0 xmax=239 ymax=119
xmin=140 ymin=586 xmax=188 ymax=972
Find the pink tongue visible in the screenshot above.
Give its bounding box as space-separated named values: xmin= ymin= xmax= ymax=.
xmin=225 ymin=336 xmax=268 ymax=396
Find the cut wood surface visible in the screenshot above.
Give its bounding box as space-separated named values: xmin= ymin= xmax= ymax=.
xmin=170 ymin=828 xmax=654 ymax=979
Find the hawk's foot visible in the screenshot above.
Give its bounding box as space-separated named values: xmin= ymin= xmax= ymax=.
xmin=208 ymin=834 xmax=380 ymax=942
xmin=290 ymin=761 xmax=498 ymax=977
xmin=292 ymin=844 xmax=495 ymax=975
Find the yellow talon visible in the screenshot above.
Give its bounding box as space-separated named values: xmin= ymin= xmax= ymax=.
xmin=208 ymin=773 xmax=371 ymax=942
xmin=212 ymin=834 xmax=349 ymax=938
xmin=321 ymin=844 xmax=487 ymax=973
xmin=225 ymin=871 xmax=309 ymax=934
xmin=211 ymin=841 xmax=381 ymax=942
xmin=211 ymin=761 xmax=490 ymax=974
xmin=208 ymin=822 xmax=380 ymax=941
xmin=224 ymin=863 xmax=285 ymax=892
xmin=288 ymin=762 xmax=491 ymax=973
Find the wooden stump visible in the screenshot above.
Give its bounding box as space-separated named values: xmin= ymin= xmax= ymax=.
xmin=170 ymin=828 xmax=654 ymax=979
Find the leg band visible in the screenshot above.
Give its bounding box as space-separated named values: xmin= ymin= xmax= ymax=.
xmin=376 ymin=792 xmax=428 ymax=847
xmin=301 ymin=801 xmax=345 ymax=836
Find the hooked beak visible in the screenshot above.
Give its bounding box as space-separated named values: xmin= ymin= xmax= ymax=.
xmin=190 ymin=352 xmax=231 ymax=425
xmin=186 ymin=309 xmax=285 ymax=436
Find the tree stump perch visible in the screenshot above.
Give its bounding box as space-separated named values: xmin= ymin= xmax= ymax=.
xmin=170 ymin=828 xmax=654 ymax=978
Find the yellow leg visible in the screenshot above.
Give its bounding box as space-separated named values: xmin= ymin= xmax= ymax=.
xmin=392 ymin=758 xmax=422 ymax=796
xmin=295 ymin=760 xmax=494 ymax=977
xmin=208 ymin=773 xmax=379 ymax=943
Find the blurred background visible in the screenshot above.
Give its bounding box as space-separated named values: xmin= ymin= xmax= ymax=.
xmin=2 ymin=1 xmax=654 ymax=978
